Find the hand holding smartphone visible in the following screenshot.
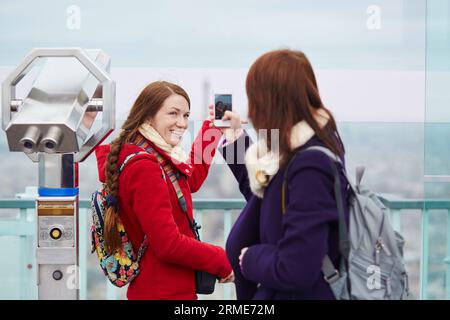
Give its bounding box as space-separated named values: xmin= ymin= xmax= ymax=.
xmin=214 ymin=94 xmax=232 ymax=127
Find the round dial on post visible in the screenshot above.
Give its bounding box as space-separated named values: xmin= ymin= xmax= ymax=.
xmin=49 ymin=227 xmax=63 ymax=240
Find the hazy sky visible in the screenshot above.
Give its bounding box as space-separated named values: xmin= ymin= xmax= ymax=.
xmin=3 ymin=1 xmax=450 ymax=124
xmin=0 ymin=0 xmax=433 ymax=70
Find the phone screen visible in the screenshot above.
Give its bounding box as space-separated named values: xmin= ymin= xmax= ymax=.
xmin=214 ymin=94 xmax=232 ymax=120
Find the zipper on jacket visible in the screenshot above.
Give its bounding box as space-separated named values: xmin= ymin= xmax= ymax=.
xmin=375 ymin=246 xmax=380 ymax=265
xmin=376 ymin=237 xmax=392 ymax=257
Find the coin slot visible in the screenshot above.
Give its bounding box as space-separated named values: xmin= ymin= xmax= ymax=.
xmin=50 ymin=227 xmax=62 ymax=240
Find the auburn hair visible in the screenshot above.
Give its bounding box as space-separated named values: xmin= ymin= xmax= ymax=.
xmin=246 ymin=49 xmax=344 ymax=167
xmin=103 ymin=81 xmax=190 ymax=255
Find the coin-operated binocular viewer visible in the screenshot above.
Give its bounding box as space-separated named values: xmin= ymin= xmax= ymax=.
xmin=2 ymin=48 xmax=115 ymax=299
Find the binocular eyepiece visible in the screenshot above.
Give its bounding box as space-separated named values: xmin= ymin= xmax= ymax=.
xmin=19 ymin=126 xmax=63 ymax=154
xmin=19 ymin=126 xmax=40 ymax=153
xmin=41 ymin=126 xmax=63 ymax=153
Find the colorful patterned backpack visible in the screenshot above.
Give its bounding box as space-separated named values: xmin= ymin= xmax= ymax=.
xmin=90 ymin=151 xmax=149 ymax=287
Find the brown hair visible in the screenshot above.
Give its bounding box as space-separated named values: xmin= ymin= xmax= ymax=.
xmin=103 ymin=81 xmax=190 ymax=255
xmin=246 ymin=49 xmax=344 ymax=167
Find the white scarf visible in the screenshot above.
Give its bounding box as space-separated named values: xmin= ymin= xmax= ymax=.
xmin=138 ymin=122 xmax=189 ymax=164
xmin=245 ymin=108 xmax=330 ymax=198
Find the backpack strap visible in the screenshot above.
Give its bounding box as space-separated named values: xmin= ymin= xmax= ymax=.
xmin=132 ymin=138 xmax=202 ymax=240
xmin=119 ymin=151 xmax=145 ymax=172
xmin=355 ymin=166 xmax=365 ymax=189
xmin=305 ymin=146 xmax=358 ymax=194
xmin=118 ymin=151 xmax=166 ymax=183
xmin=302 ymin=146 xmax=350 ymax=256
xmin=281 ymin=145 xmax=351 ymax=284
xmin=322 ymin=255 xmax=341 ymax=284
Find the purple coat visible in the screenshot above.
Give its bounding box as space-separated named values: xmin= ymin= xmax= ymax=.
xmin=219 ymin=131 xmax=349 ymax=300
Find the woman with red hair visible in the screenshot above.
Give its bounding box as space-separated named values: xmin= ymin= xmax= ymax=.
xmin=216 ymin=49 xmax=349 ymax=300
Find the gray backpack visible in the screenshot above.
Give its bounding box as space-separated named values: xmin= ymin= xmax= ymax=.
xmin=282 ymin=146 xmax=411 ymax=300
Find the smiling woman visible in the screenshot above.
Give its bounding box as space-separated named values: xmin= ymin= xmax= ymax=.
xmin=93 ymin=80 xmax=233 ymax=299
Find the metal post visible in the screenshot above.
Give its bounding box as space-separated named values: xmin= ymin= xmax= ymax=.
xmin=36 ymin=154 xmax=79 ymax=300
xmin=446 ymin=210 xmax=450 ymax=299
xmin=194 ymin=209 xmax=203 ymax=240
xmin=391 ymin=209 xmax=402 ymax=233
xmin=223 ymin=210 xmax=232 ymax=300
xmin=78 ymin=208 xmax=87 ymax=300
xmin=420 ymin=209 xmax=430 ymax=300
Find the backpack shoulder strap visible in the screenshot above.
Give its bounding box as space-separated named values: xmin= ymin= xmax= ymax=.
xmin=118 ymin=151 xmax=146 ymax=172
xmin=119 ymin=150 xmax=166 ymax=181
xmin=301 ymin=146 xmax=350 ymax=259
xmin=305 ymin=146 xmax=358 ymax=193
xmin=281 ymin=146 xmax=347 ymax=214
xmin=355 ymin=166 xmax=365 ymax=189
xmin=280 ymin=145 xmax=351 ymax=284
xmin=130 ymin=140 xmax=201 ymax=240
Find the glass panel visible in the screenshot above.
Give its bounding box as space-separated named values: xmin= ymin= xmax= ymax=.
xmin=424 ymin=0 xmax=450 ymax=300
xmin=425 ymin=0 xmax=450 ymax=175
xmin=425 ymin=124 xmax=450 ymax=175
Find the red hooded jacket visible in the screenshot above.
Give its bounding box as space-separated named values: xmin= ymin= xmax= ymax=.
xmin=95 ymin=121 xmax=232 ymax=299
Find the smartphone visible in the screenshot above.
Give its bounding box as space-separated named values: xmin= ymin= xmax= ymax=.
xmin=214 ymin=94 xmax=232 ymax=127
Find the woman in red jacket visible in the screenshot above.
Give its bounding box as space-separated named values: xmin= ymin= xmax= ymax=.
xmin=95 ymin=81 xmax=233 ymax=300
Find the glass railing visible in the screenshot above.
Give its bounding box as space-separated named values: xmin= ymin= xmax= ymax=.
xmin=379 ymin=195 xmax=450 ymax=300
xmin=1 ymin=194 xmax=449 ymax=300
xmin=0 ymin=196 xmax=245 ymax=300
